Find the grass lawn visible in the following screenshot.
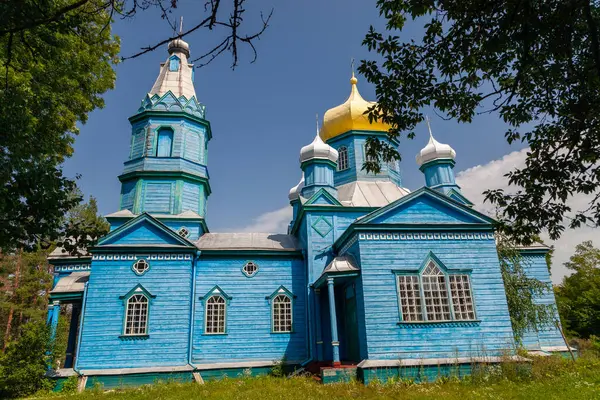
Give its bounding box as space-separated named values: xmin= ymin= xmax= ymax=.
xmin=31 ymin=354 xmax=600 ymax=400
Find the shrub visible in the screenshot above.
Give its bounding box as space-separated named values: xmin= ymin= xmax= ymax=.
xmin=0 ymin=321 xmax=53 ymax=398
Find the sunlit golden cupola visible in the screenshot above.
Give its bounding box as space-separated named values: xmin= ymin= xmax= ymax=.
xmin=319 ymin=73 xmax=391 ymax=142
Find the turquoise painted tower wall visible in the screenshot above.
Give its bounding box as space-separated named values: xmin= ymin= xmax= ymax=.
xmin=118 ymin=97 xmax=211 ymax=217
xmin=326 ymin=132 xmax=402 ymax=187
xmin=420 ymin=159 xmax=460 ymax=195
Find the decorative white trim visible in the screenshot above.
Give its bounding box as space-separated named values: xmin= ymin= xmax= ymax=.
xmin=54 ymin=264 xmax=91 ymax=272
xmin=357 ymin=232 xmax=494 ymax=241
xmin=92 ymin=254 xmax=192 ymax=261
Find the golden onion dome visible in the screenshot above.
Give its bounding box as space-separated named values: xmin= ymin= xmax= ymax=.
xmin=320 ymin=73 xmax=391 ymax=142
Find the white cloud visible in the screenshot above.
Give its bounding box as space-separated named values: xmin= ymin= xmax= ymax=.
xmin=456 ymin=149 xmax=596 ymax=284
xmin=229 ymin=205 xmax=292 ymax=233
xmin=234 ymin=149 xmax=595 ymax=284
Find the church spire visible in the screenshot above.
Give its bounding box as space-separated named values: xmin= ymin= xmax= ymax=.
xmin=149 ymin=30 xmax=196 ymax=99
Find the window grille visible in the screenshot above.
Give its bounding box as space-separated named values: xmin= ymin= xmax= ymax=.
xmin=205 ymin=295 xmax=226 ymax=334
xmin=449 ymin=275 xmax=476 ymax=320
xmin=124 ymin=294 xmax=149 ymax=335
xmin=397 ymin=275 xmax=423 ymax=321
xmin=422 ymin=262 xmax=452 ymax=321
xmin=396 ymin=259 xmax=475 ymax=322
xmin=132 ymin=259 xmax=149 ymax=275
xmin=272 ymin=294 xmax=292 ymax=332
xmin=178 ymin=227 xmax=190 ymax=238
xmin=337 ymin=146 xmax=349 ymax=171
xmin=242 ymin=261 xmax=258 ymax=277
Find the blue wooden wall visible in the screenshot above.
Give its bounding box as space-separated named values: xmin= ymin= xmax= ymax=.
xmin=77 ymin=255 xmax=193 ymax=369
xmin=327 ymin=133 xmax=402 ymax=187
xmin=356 ymin=234 xmax=515 ymax=360
xmin=519 ymin=252 xmax=566 ymax=350
xmin=192 ymin=256 xmax=307 ymax=365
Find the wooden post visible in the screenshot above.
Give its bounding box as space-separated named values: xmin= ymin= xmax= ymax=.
xmin=327 ymin=278 xmax=340 ymax=367
xmin=556 ymin=321 xmax=576 ymax=361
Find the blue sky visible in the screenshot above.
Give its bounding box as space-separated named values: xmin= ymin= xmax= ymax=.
xmin=66 ymin=0 xmax=521 ymax=230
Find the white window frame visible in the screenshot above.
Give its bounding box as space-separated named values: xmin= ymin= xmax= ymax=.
xmin=395 ymin=259 xmax=476 ymax=323
xmin=178 ymin=226 xmax=190 ymax=238
xmin=123 ymin=293 xmax=149 ymax=336
xmin=271 ymin=294 xmax=293 ymax=333
xmin=337 ymin=146 xmax=349 ymax=171
xmin=242 ymin=261 xmax=259 ymax=277
xmin=132 ymin=259 xmax=150 ymax=275
xmin=204 ymin=295 xmax=227 ymax=334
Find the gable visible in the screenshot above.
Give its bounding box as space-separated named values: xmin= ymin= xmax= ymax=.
xmin=304 ymin=188 xmax=343 ymax=206
xmin=360 ymin=188 xmax=493 ymax=225
xmin=98 ymin=214 xmax=194 ymax=248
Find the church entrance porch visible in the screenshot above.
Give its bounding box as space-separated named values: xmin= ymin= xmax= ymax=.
xmin=47 ymin=271 xmax=89 ymax=370
xmin=313 ymin=265 xmax=361 ymax=368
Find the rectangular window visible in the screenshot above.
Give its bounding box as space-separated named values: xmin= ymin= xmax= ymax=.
xmin=422 ymin=274 xmax=451 ymax=321
xmin=397 ymin=275 xmax=423 ymax=321
xmin=205 ymin=296 xmax=226 ymax=334
xmin=272 ymin=295 xmax=292 ymax=332
xmin=124 ymin=294 xmax=149 ymax=335
xmin=449 ymin=275 xmax=476 ymax=320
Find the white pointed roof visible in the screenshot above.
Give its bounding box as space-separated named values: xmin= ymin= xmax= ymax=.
xmin=288 ymin=173 xmax=305 ymax=201
xmin=299 ymin=134 xmax=339 ymax=164
xmin=149 ymin=38 xmax=196 ymax=99
xmin=416 ymin=132 xmax=456 ymax=166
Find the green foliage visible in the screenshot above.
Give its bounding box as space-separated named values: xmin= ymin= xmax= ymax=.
xmin=496 ymin=236 xmax=557 ymax=344
xmin=22 ymin=354 xmax=600 ymax=400
xmin=359 ymin=0 xmax=600 ymax=243
xmin=0 ymin=0 xmax=119 ymax=252
xmin=0 ymin=321 xmax=53 ymax=398
xmin=0 ymin=248 xmax=53 ymax=349
xmin=58 ymin=193 xmax=111 ymax=256
xmin=555 ymin=241 xmax=600 ymax=338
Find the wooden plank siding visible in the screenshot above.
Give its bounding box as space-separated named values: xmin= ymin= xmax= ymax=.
xmin=77 ymin=257 xmax=193 ymax=369
xmin=357 ymin=237 xmax=516 ymax=360
xmin=192 ymin=257 xmax=307 ymax=365
xmin=371 ymin=196 xmax=480 ymax=224
xmin=520 ymin=253 xmax=566 ymax=350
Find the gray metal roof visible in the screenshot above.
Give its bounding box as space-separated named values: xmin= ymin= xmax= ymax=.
xmin=196 ymin=233 xmax=300 ymax=251
xmin=337 ymin=180 xmax=410 ymax=207
xmin=48 ymin=247 xmax=90 ymax=260
xmin=50 ymin=272 xmax=89 ymax=294
xmin=323 ymin=255 xmax=360 ymax=273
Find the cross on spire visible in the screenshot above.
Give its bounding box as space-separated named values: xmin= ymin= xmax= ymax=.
xmin=425 ymin=115 xmax=434 ymax=139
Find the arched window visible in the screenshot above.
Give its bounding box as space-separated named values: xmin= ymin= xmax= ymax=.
xmin=124 ymin=294 xmax=149 ymax=335
xmin=395 ymin=255 xmax=475 ymax=323
xmin=421 ymin=262 xmax=451 ymax=321
xmin=156 ymin=128 xmax=173 ymax=157
xmin=205 ymin=295 xmax=226 ymax=334
xmin=272 ymin=294 xmax=292 ymax=332
xmin=337 ymin=146 xmax=349 ymax=171
xmin=169 ymin=55 xmax=180 ymax=71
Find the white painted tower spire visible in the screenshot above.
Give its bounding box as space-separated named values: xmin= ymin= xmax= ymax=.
xmin=149 ymin=22 xmax=196 ymax=99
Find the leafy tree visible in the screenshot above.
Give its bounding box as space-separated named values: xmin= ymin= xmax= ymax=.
xmin=57 ymin=193 xmax=110 ymax=256
xmin=359 ymin=0 xmax=600 ymax=243
xmin=0 ymin=321 xmax=53 ymax=398
xmin=496 ymin=235 xmax=557 ymax=344
xmin=555 ymin=240 xmax=600 ymax=338
xmin=0 ymin=249 xmax=53 ymax=351
xmin=0 ymin=0 xmax=270 ymax=252
xmin=0 ymin=0 xmax=119 ymax=252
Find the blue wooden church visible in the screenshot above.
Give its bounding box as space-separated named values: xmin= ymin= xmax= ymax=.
xmin=47 ymin=38 xmax=569 ymax=388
